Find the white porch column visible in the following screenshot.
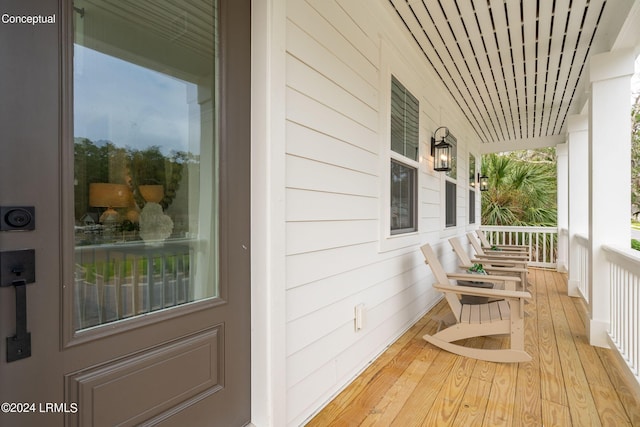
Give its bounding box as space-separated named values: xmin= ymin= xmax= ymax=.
xmin=251 ymin=0 xmax=288 ymax=425
xmin=567 ymin=115 xmax=589 ymax=297
xmin=556 ymin=143 xmax=569 ymax=272
xmin=588 ymin=49 xmax=635 ymax=347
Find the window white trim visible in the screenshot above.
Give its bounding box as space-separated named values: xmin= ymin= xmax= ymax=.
xmin=389 ymin=150 xmax=419 ymax=168
xmin=378 ymin=40 xmax=423 ymax=252
xmin=390 ymin=159 xmax=418 ymax=235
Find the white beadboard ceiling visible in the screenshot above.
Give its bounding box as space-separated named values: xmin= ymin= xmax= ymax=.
xmin=388 ymin=0 xmax=630 ymax=148
xmin=82 ymin=0 xmax=215 ymax=56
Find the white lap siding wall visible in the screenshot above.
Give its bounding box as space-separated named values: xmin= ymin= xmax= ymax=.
xmin=283 ymin=0 xmax=480 ymax=424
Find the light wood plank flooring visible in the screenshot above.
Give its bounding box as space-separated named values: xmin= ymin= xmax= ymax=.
xmin=306 ymin=268 xmax=640 ymax=426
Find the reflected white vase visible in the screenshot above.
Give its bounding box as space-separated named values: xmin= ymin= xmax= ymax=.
xmin=139 ymin=202 xmax=173 ymax=245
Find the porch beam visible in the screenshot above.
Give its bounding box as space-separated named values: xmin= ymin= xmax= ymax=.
xmin=477 ymin=135 xmax=566 ymax=154
xmin=588 ymin=48 xmax=635 ymax=348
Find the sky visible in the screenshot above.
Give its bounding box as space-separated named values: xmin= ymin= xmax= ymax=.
xmin=74 ymin=45 xmax=196 ymax=154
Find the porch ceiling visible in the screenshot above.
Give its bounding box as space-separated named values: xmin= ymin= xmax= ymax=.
xmin=388 ymin=0 xmax=632 ymax=151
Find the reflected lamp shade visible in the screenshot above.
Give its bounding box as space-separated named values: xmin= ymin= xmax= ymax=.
xmin=89 ymin=183 xmax=133 ymax=223
xmin=139 ymin=185 xmax=164 ymax=203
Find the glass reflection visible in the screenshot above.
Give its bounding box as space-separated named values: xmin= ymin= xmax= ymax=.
xmin=73 ymin=0 xmax=217 ymax=330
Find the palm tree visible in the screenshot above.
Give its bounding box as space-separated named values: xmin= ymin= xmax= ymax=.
xmin=481 ymin=150 xmax=557 ymax=226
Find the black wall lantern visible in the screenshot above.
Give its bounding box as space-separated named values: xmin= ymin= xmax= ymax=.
xmin=431 ymin=126 xmax=452 ymax=172
xmin=478 ymin=173 xmax=489 ymax=191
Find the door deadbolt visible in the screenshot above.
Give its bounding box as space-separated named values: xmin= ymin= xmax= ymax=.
xmin=0 ymin=207 xmax=35 ymax=231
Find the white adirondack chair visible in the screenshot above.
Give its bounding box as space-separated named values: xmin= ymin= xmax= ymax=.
xmin=467 ymin=233 xmax=530 ymax=264
xmin=448 ymin=236 xmax=529 ymax=289
xmin=476 ymin=229 xmax=529 ymax=253
xmin=420 ymin=243 xmax=532 ymax=363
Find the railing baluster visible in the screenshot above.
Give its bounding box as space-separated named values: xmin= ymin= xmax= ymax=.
xmin=636 ymin=277 xmax=639 ymax=375
xmin=613 ymin=265 xmax=617 ymax=342
xmin=623 ymin=269 xmax=628 ymax=355
xmin=610 ymin=265 xmax=615 ymax=343
xmin=602 ymin=245 xmax=640 ymax=386
xmin=616 ymin=266 xmax=620 ymax=344
xmin=632 ymin=275 xmax=637 ymax=374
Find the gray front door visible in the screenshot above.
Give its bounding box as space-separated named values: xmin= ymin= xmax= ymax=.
xmin=0 ymin=1 xmax=251 ymax=425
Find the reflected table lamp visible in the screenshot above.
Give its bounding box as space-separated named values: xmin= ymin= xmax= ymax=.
xmin=139 ymin=184 xmax=164 ymax=204
xmin=89 ymin=183 xmax=133 ymax=224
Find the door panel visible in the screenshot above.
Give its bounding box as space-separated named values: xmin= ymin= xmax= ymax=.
xmin=66 ymin=326 xmax=222 ymax=426
xmin=0 ymin=0 xmax=250 ymax=426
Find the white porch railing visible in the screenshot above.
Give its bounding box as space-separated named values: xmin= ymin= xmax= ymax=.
xmin=557 ymin=227 xmax=569 ymax=272
xmin=479 ymin=226 xmax=640 ymax=389
xmin=575 ymin=233 xmax=590 ymax=303
xmin=479 ymin=225 xmax=558 ymax=268
xmin=603 ymin=245 xmax=640 ymax=386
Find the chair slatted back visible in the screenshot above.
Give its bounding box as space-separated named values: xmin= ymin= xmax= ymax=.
xmin=476 ymin=230 xmax=492 ymax=247
xmin=420 ymin=243 xmax=462 ymax=321
xmin=467 ymin=233 xmax=486 ymax=256
xmin=448 ymin=237 xmax=473 ymax=268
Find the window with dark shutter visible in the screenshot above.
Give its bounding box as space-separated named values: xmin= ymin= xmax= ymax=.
xmin=390 ymin=76 xmax=419 ymax=234
xmin=390 ymin=77 xmax=419 ymax=161
xmin=469 ymin=189 xmax=476 ymax=224
xmin=446 ymin=181 xmax=456 ymax=228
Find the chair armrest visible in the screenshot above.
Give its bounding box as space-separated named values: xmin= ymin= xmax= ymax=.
xmin=470 ymin=256 xmax=528 ymax=266
xmin=482 ymin=250 xmax=529 ymax=258
xmin=473 ymin=253 xmax=528 ymax=261
xmin=482 ymin=245 xmax=528 ymax=251
xmin=459 ymin=264 xmax=526 ymax=274
xmin=433 ymin=283 xmax=531 ymax=300
xmin=445 ymin=272 xmax=521 ymax=284
xmin=482 ymin=266 xmax=528 ymax=274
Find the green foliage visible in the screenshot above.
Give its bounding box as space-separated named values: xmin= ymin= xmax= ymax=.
xmin=467 ymin=263 xmax=486 ymax=274
xmin=481 ymin=149 xmax=557 ymax=226
xmin=129 ymin=146 xmax=187 ymax=210
xmin=74 ymin=138 xmax=192 ymax=219
xmin=74 ymin=138 xmax=129 ymax=219
xmin=632 ymin=239 xmax=640 ymax=251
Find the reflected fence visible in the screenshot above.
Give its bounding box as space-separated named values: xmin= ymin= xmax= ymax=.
xmin=74 ymin=240 xmax=194 ymax=331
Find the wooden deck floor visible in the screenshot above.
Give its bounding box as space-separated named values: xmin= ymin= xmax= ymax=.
xmin=306 ymin=268 xmax=640 ymax=426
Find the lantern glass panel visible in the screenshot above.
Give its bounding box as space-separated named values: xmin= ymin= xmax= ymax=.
xmin=434 ymin=142 xmax=451 ymax=171
xmin=479 ymin=175 xmax=489 ymax=191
